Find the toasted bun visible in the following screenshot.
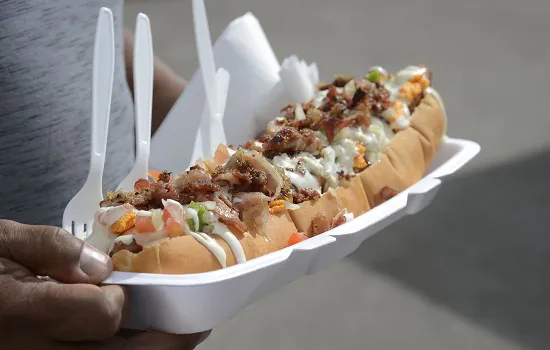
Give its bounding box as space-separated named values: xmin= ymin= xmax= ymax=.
xmin=360 ymin=92 xmax=446 ymax=207
xmin=112 ymin=211 xmax=297 ymax=274
xmin=289 ymin=176 xmax=371 ymax=236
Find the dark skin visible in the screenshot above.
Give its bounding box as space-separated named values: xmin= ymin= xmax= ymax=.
xmin=0 ymin=31 xmax=208 ymax=350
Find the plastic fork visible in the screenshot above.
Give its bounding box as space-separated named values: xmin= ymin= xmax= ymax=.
xmin=116 ymin=13 xmax=154 ymax=191
xmin=192 ymin=0 xmax=218 ymax=131
xmin=189 ymin=68 xmax=231 ymax=166
xmin=62 ymin=7 xmax=115 ymax=239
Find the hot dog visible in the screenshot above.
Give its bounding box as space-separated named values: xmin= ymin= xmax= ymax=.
xmin=85 ymin=65 xmax=446 ymax=274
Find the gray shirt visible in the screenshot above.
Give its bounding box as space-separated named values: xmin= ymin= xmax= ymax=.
xmin=0 ymin=0 xmax=135 ymax=225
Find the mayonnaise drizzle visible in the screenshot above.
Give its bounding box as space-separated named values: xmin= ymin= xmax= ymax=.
xmin=85 ymin=221 xmax=115 ymax=253
xmin=188 ymin=231 xmax=227 ymax=268
xmin=212 ymin=222 xmax=247 ymax=264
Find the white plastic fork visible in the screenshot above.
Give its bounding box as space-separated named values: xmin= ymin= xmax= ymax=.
xmin=116 ymin=13 xmax=154 ymax=191
xmin=192 ymin=0 xmax=218 ymax=131
xmin=62 ymin=7 xmax=115 ymax=239
xmin=189 ymin=68 xmax=231 ymax=166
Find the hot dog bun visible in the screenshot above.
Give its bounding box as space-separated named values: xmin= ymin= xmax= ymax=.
xmin=112 ymin=211 xmax=297 ymax=274
xmin=289 ymin=176 xmax=370 ymax=235
xmin=359 ymin=92 xmax=446 ymax=207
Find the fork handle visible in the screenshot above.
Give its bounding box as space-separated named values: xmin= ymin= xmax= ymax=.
xmin=133 ymin=13 xmax=153 ymax=174
xmin=88 ymin=8 xmax=115 ymax=188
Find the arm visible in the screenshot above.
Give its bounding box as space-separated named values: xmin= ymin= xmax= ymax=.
xmin=124 ymin=29 xmax=187 ymax=135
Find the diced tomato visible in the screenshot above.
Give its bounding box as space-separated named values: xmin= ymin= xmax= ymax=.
xmin=287 ymin=232 xmax=307 ymax=247
xmin=135 ymin=216 xmax=156 ymax=233
xmin=147 ymin=170 xmax=161 ymax=182
xmin=162 ymin=208 xmax=185 ymax=237
xmin=214 ymin=144 xmax=230 ymax=166
xmin=134 ymin=178 xmax=151 ymax=191
xmin=147 ymin=170 xmax=174 ymax=183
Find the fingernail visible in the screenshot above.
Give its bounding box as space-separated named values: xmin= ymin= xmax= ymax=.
xmin=79 ymin=244 xmax=112 ymax=277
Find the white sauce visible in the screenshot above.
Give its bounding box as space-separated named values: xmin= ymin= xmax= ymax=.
xmin=227 ymin=147 xmax=237 ymax=157
xmin=212 ymin=222 xmax=247 ymax=264
xmin=151 ymin=209 xmax=164 ymax=231
xmin=113 ymin=235 xmax=134 ymax=245
xmin=185 ymin=207 xmax=200 ymax=231
xmin=272 ymin=153 xmax=322 ymax=193
xmin=344 ymin=212 xmax=355 ymax=221
xmin=392 ymin=65 xmax=428 ymax=86
xmin=85 ymin=221 xmax=116 ymax=253
xmin=188 ymin=231 xmax=227 ymax=268
xmin=86 ymin=205 xmax=134 ymax=253
xmin=97 ymin=205 xmax=132 ymax=226
xmin=364 ymin=117 xmax=394 ymax=164
xmin=312 ymin=89 xmax=328 ymax=108
xmin=295 ymin=103 xmax=306 ymax=120
xmin=381 ymin=101 xmax=411 ymax=131
xmin=286 ymin=170 xmax=321 ymax=193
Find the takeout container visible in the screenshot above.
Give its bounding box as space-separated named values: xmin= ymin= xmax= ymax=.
xmin=103 ymin=136 xmax=480 ymax=334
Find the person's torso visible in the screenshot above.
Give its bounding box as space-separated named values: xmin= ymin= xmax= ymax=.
xmin=0 ymin=0 xmax=135 ymax=225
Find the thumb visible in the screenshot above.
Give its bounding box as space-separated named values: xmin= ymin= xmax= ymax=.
xmin=0 ymin=219 xmax=112 ymax=284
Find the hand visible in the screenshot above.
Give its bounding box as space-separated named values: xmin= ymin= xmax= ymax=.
xmin=0 ymin=220 xmax=209 ymax=349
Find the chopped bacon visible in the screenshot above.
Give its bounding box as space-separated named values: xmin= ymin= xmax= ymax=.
xmin=181 ymin=180 xmax=220 ymax=194
xmin=331 ymin=209 xmax=348 ymax=229
xmin=350 ymin=88 xmax=367 ymax=109
xmin=220 ymin=195 xmax=233 ymax=209
xmin=232 ymin=192 xmax=270 ymax=234
xmin=337 ymin=171 xmax=352 ymax=181
xmin=369 ymin=82 xmax=391 ymax=114
xmin=242 ymin=139 xmax=264 ymax=152
xmin=263 ymin=127 xmax=323 ymax=155
xmin=408 ymin=91 xmax=425 ymax=114
xmin=378 ymin=186 xmax=399 ymax=205
xmin=241 ymin=151 xmax=284 ymax=198
xmin=292 ymin=188 xmax=321 ymax=204
xmin=332 ymin=75 xmax=351 ymax=87
xmin=110 ymin=239 xmax=143 ymax=257
xmin=134 ymin=179 xmax=151 ymax=191
xmin=174 ymin=167 xmax=212 ymax=187
xmin=213 ymin=150 xmax=282 ymax=197
xmin=311 ymin=212 xmax=330 ymax=236
xmin=319 ymin=114 xmax=355 ymax=144
xmin=212 ymin=197 xmax=247 ymax=232
xmin=266 ymin=117 xmax=288 ymax=136
xmin=214 ymin=171 xmax=242 ymax=186
xmin=157 ymin=171 xmax=172 ymax=183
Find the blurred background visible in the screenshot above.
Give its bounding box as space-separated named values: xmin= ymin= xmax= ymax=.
xmin=126 ymin=0 xmax=550 ymax=349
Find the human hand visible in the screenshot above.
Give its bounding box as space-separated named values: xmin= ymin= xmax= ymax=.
xmin=0 ymin=220 xmax=209 ymax=349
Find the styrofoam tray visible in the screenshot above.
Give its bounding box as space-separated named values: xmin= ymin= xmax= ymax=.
xmin=103 ymin=136 xmax=480 ymax=334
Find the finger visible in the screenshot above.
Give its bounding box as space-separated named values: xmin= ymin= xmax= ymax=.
xmin=0 ymin=219 xmax=111 ymax=283
xmin=3 ymin=276 xmax=127 ymax=342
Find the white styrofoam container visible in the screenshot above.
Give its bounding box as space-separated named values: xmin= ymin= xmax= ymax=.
xmin=103 ymin=136 xmax=480 ymax=334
